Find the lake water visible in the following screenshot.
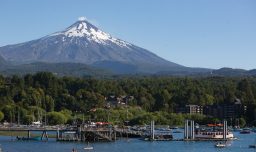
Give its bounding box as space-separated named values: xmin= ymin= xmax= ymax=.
xmin=0 ymin=132 xmax=255 ymax=152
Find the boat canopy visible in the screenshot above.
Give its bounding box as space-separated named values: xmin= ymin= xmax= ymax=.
xmin=207 ymin=123 xmax=223 ymax=127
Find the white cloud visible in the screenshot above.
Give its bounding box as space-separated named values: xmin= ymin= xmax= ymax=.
xmin=78 ymin=16 xmax=86 ymax=21
xmin=78 ymin=16 xmax=99 ymax=27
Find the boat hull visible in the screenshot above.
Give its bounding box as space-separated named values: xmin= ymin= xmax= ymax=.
xmin=16 ymin=136 xmax=41 ymax=141
xmin=195 ymin=132 xmax=234 ymax=139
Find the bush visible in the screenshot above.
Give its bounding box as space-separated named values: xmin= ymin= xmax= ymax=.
xmin=47 ymin=112 xmax=67 ymax=125
xmin=130 ymin=113 xmax=154 ymax=125
xmin=0 ymin=111 xmax=4 ymax=122
xmin=239 ymin=117 xmax=246 ymax=128
xmin=24 ymin=115 xmax=35 ymax=125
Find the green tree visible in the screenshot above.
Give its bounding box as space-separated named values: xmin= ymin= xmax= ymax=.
xmin=239 ymin=117 xmax=246 ymax=128
xmin=237 ymin=79 xmax=255 ymax=105
xmin=47 ymin=112 xmax=67 ymax=125
xmin=23 ymin=115 xmax=35 ymax=125
xmin=45 ymin=95 xmax=55 ymax=112
xmin=0 ymin=111 xmax=4 ymax=121
xmin=2 ymin=105 xmax=15 ymax=122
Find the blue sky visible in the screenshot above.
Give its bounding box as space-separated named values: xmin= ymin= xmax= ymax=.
xmin=0 ymin=0 xmax=256 ymax=69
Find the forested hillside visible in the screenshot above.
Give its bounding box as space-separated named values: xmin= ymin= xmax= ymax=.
xmin=0 ymin=72 xmax=255 ymax=126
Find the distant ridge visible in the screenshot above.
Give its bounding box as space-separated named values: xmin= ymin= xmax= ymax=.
xmin=210 ymin=68 xmax=256 ymax=77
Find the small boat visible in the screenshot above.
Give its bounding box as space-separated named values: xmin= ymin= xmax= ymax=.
xmin=170 ymin=126 xmax=179 ymax=129
xmin=72 ymin=148 xmax=78 ymax=152
xmin=215 ymin=142 xmax=227 ymax=148
xmin=16 ymin=136 xmax=41 ymax=141
xmin=240 ymin=128 xmax=251 ymax=134
xmin=249 ymin=139 xmax=256 ymax=148
xmin=84 ymin=142 xmax=93 ymax=150
xmin=84 ymin=147 xmax=93 ymax=150
xmin=173 ymin=130 xmax=183 ymax=133
xmin=249 ymin=144 xmax=256 ymax=148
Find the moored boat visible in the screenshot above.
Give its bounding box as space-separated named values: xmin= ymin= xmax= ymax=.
xmin=240 ymin=128 xmax=251 ymax=134
xmin=215 ymin=142 xmax=227 ymax=148
xmin=16 ymin=136 xmax=41 ymax=141
xmin=195 ymin=131 xmax=234 ymax=139
xmin=249 ymin=139 xmax=256 ymax=148
xmin=84 ymin=142 xmax=93 ymax=150
xmin=195 ymin=123 xmax=234 ymax=140
xmin=143 ymin=129 xmax=173 ymax=141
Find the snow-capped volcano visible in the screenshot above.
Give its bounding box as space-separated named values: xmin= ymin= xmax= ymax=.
xmin=49 ymin=18 xmax=130 ymax=48
xmin=0 ymin=17 xmax=185 ymax=74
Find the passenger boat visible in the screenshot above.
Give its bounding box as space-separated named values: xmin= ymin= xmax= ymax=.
xmin=195 ymin=130 xmax=234 ymax=139
xmin=195 ymin=123 xmax=234 ymax=139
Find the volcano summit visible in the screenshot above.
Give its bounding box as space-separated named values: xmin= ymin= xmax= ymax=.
xmin=0 ymin=18 xmax=189 ymax=74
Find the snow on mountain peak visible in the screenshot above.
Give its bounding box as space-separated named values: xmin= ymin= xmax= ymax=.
xmin=49 ymin=19 xmax=131 ymax=48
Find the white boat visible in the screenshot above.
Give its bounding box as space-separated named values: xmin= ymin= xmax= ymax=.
xmin=195 ymin=123 xmax=234 ymax=139
xmin=195 ymin=131 xmax=234 ymax=139
xmin=84 ymin=147 xmax=93 ymax=150
xmin=84 ymin=142 xmax=93 ymax=150
xmin=215 ymin=142 xmax=226 ymax=148
xmin=32 ymin=120 xmax=42 ymax=126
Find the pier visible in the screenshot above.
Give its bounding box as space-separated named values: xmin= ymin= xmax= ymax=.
xmin=57 ymin=127 xmax=116 ymax=142
xmin=0 ymin=119 xmax=235 ymax=142
xmin=0 ymin=125 xmax=117 ymax=142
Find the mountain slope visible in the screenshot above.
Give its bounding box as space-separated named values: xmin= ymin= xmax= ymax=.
xmin=0 ymin=62 xmax=111 ymax=77
xmin=0 ymin=18 xmax=185 ymax=74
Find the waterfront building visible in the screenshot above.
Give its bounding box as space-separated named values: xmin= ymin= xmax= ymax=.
xmin=176 ymin=104 xmax=203 ymax=114
xmin=203 ymin=98 xmax=247 ymax=120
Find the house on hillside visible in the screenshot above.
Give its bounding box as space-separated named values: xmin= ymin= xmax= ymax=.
xmin=105 ymin=95 xmax=134 ymax=108
xmin=176 ymin=104 xmax=203 ymax=114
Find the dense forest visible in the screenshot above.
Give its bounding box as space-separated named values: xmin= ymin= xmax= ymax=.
xmin=0 ymin=72 xmax=255 ymax=127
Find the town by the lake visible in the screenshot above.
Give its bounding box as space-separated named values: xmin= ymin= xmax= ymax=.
xmin=0 ymin=0 xmax=255 ymax=152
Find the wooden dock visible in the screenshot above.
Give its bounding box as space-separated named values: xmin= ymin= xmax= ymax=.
xmin=57 ymin=127 xmax=116 ymax=142
xmin=115 ymin=128 xmax=143 ymax=138
xmin=0 ymin=126 xmax=116 ymax=142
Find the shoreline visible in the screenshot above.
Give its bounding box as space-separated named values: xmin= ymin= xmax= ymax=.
xmin=0 ymin=131 xmax=55 ymax=138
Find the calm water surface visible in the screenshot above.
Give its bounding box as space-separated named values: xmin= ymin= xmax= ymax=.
xmin=0 ymin=132 xmax=255 ymax=152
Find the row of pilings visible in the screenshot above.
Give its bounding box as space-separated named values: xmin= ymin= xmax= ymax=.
xmin=184 ymin=120 xmax=195 ymax=140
